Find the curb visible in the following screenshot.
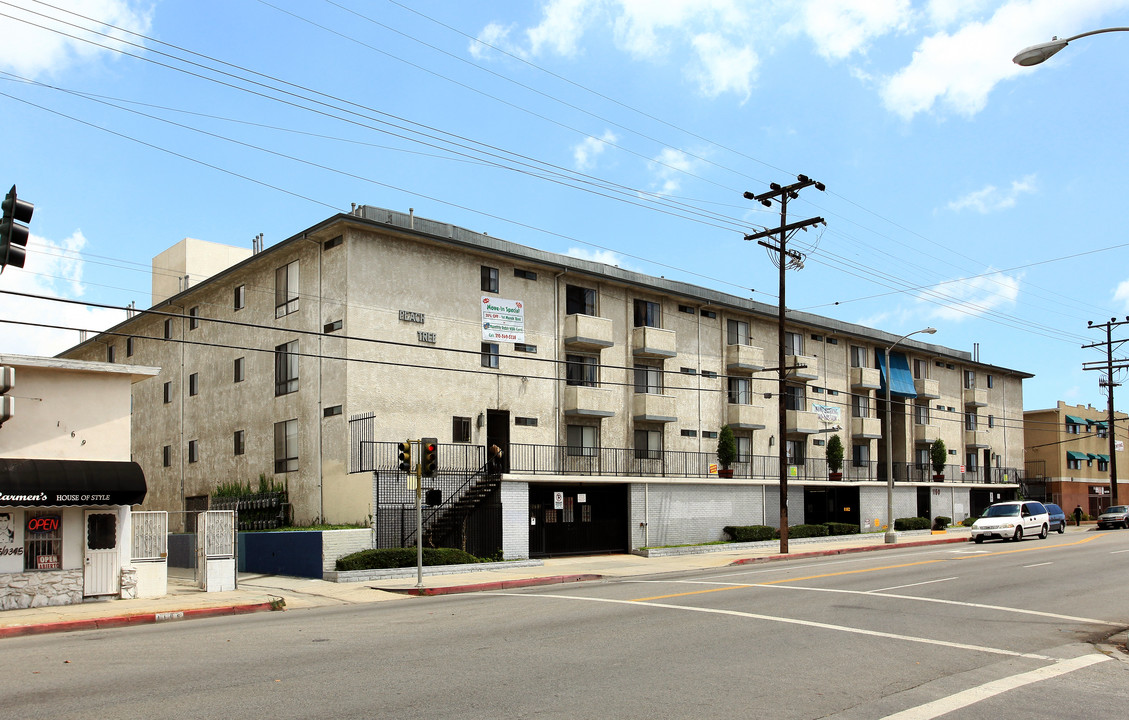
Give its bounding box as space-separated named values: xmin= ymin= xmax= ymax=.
xmin=380 ymin=574 xmax=603 ymax=597
xmin=730 ymin=536 xmax=969 ymax=565
xmin=0 ymin=599 xmax=284 ymax=639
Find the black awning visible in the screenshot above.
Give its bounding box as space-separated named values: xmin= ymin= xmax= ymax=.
xmin=0 ymin=458 xmax=147 ymax=506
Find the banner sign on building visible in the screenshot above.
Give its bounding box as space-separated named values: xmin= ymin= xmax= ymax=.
xmin=812 ymin=403 xmax=841 ymax=424
xmin=482 ymin=296 xmax=525 ymax=343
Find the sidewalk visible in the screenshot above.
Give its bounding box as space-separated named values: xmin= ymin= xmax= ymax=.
xmin=0 ymin=525 xmax=1030 ymax=638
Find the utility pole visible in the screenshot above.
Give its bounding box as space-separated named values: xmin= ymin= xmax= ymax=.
xmin=743 ymin=175 xmax=826 ymax=554
xmin=1083 ymin=317 xmax=1129 ymax=506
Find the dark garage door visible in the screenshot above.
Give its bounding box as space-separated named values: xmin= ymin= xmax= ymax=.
xmin=528 ymin=484 xmax=628 ymax=557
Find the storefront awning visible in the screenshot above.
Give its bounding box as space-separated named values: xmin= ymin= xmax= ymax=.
xmin=876 ymin=351 xmax=917 ymax=399
xmin=1066 ymin=451 xmax=1089 ymax=461
xmin=0 ymin=458 xmax=146 ymax=506
xmin=1064 ymin=415 xmax=1085 ymax=425
xmin=1097 ymin=454 xmax=1110 ymax=462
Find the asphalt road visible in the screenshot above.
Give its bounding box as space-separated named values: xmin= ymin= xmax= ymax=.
xmin=3 ymin=529 xmax=1127 ymax=719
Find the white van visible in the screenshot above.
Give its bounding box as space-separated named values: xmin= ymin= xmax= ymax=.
xmin=970 ymin=500 xmax=1050 ymax=543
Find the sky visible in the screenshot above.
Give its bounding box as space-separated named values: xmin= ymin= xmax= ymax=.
xmin=1 ymin=0 xmax=1128 ymax=414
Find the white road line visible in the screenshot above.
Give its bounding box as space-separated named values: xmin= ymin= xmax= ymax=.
xmin=882 ymin=654 xmax=1111 ymax=719
xmin=1024 ymin=562 xmax=1053 ymax=568
xmin=1111 ymin=549 xmax=1129 ymax=554
xmin=488 ymin=592 xmax=1055 ymax=660
xmin=867 ymin=577 xmax=957 ymax=593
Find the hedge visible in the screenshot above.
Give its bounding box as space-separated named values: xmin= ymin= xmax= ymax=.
xmin=787 ymin=524 xmax=829 ymax=539
xmin=723 ymin=525 xmax=776 ymax=542
xmin=894 ymin=517 xmax=931 ymax=531
xmin=335 ymin=547 xmax=482 ymax=571
xmin=824 ymin=522 xmax=860 ymax=536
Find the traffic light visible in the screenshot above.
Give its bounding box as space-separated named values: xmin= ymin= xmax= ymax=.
xmin=0 ymin=186 xmax=33 ymax=270
xmin=420 ymin=438 xmax=438 ymax=478
xmin=397 ymin=440 xmax=412 ymax=473
xmin=0 ymin=366 xmax=13 ymax=427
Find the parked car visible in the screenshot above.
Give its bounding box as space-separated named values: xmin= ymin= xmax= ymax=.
xmin=970 ymin=500 xmax=1050 ymax=543
xmin=1044 ymin=503 xmax=1067 ymax=534
xmin=1096 ymin=505 xmax=1129 ymax=530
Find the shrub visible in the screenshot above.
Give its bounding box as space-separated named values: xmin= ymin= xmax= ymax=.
xmin=717 ymin=425 xmax=737 ymax=469
xmin=961 ymin=517 xmax=975 ymax=527
xmin=335 ymin=547 xmax=481 ymax=571
xmin=788 ymin=524 xmax=830 ymax=539
xmin=825 ymin=435 xmax=844 ymax=474
xmin=723 ymin=525 xmax=777 ymax=542
xmin=824 ymin=522 xmax=860 ymax=536
xmin=930 ymin=439 xmax=947 ymax=475
xmin=894 ymin=517 xmax=931 ymax=531
xmin=932 ymin=516 xmax=951 ymax=530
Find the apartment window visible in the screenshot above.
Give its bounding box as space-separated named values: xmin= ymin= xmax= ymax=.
xmin=163 ymin=381 xmax=172 ymax=404
xmin=567 ymin=424 xmax=598 ymax=457
xmin=234 ymin=430 xmax=245 ymax=456
xmin=1067 ymin=455 xmax=1081 ymax=471
xmin=275 ymin=260 xmax=300 ymax=317
xmin=785 ymin=439 xmax=805 ymax=465
xmin=481 ymin=342 xmax=499 ymax=369
xmin=164 ymin=318 xmax=173 ymax=339
xmin=784 ymin=331 xmax=804 ymax=356
xmin=678 ymin=304 xmax=695 ymax=314
xmin=727 ymin=319 xmax=750 ymax=346
xmin=701 ymin=370 xmax=718 ymax=379
xmin=965 ymin=413 xmax=978 ymax=431
xmin=987 ymin=374 xmax=994 ymax=389
xmin=566 ymin=354 xmax=598 ymax=387
xmin=566 ymin=285 xmax=596 ymax=316
xmin=514 ymin=268 xmax=537 ymax=280
xmin=1066 ymin=419 xmax=1080 ymax=434
xmin=481 ymin=265 xmax=499 ymax=293
xmin=633 ymin=299 xmax=661 ymax=328
xmin=736 ymin=436 xmax=751 ymax=462
xmin=452 ymin=416 xmax=471 ymax=443
xmin=274 ymin=419 xmax=298 ymax=473
xmin=1098 ymin=457 xmax=1109 ymax=472
xmin=850 ymin=345 xmax=866 ymax=368
xmin=634 ymin=428 xmax=662 ymax=460
xmin=727 ymin=377 xmax=751 ymax=405
xmin=126 ymin=337 xmax=135 ymax=357
xmin=964 ymin=370 xmax=975 ymax=389
xmin=1098 ymin=424 xmax=1109 ymax=439
xmin=188 ymin=306 xmax=199 ymax=330
xmin=634 ymin=363 xmax=663 ymax=394
xmin=323 ymin=405 xmax=343 ymax=417
xmin=234 ymin=357 xmax=245 ymax=383
xmin=515 ymin=343 xmax=537 ymax=353
xmin=988 ymin=415 xmax=995 ymax=428
xmin=323 ymin=235 xmax=343 ymax=250
xmin=680 ymin=367 xmax=697 ymax=375
xmin=913 ymin=359 xmax=925 ymax=379
xmin=275 ymin=340 xmax=299 ymax=396
xmin=784 ymin=385 xmax=806 ymax=412
xmin=915 ymin=448 xmax=930 ymax=469
xmin=234 ymin=284 xmax=246 ymax=310
xmin=23 ymin=511 xmax=63 ymax=572
xmin=188 ymin=439 xmax=199 ymax=464
xmin=680 ymin=429 xmax=697 ymax=437
xmin=106 ymin=344 xmax=115 ymax=363
xmin=324 ymin=320 xmax=342 ymax=333
xmin=852 ymin=443 xmax=870 ymax=467
xmin=515 ymin=417 xmax=538 ymax=426
xmin=965 ymin=452 xmax=978 ymax=470
xmin=702 ymin=431 xmax=718 ymax=439
xmin=188 ymin=373 xmax=199 ymax=397
xmin=162 ymin=445 xmax=171 ymax=468
xmin=915 ymin=404 xmax=930 ymax=425
xmin=812 ymin=386 xmax=825 ymax=394
xmin=852 ymin=394 xmax=869 ymax=418
xmin=700 ymin=309 xmax=717 ymax=319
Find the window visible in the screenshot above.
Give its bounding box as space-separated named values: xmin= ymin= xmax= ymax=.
xmin=275 ymin=260 xmax=299 ymax=317
xmin=913 ymin=359 xmax=925 ymax=379
xmin=702 ymin=431 xmax=717 ymax=439
xmin=812 ymin=386 xmax=825 ymax=394
xmin=566 ymin=285 xmax=596 ymax=315
xmin=23 ymin=511 xmax=63 ymax=572
xmin=852 ymin=394 xmax=869 ymax=418
xmin=234 ymin=284 xmax=246 ymax=310
xmin=965 ymin=413 xmax=978 ymax=431
xmin=323 ymin=235 xmax=343 ymax=250
xmin=915 ymin=403 xmax=930 ymax=425
xmin=727 ymin=319 xmax=750 ymax=346
xmin=1066 ymin=420 xmax=1080 ymax=434
xmin=480 ymin=265 xmax=499 ymax=293
xmin=514 ymin=268 xmax=537 ymax=280
xmin=324 ymin=320 xmax=342 ymax=333
xmin=964 ymin=370 xmax=975 ymax=389
xmin=566 ymin=354 xmax=598 ymax=387
xmin=727 ymin=377 xmax=751 ymax=405
xmin=634 ymin=428 xmax=662 ymax=460
xmin=634 ymin=363 xmax=663 ymax=394
xmin=850 ymin=345 xmax=866 ymax=368
xmin=965 ymin=452 xmax=978 ymax=470
xmin=1067 ymin=455 xmax=1081 ymax=470
xmin=162 ymin=445 xmax=171 ymax=467
xmin=988 ymin=415 xmax=995 ymax=428
xmin=126 ymin=337 xmax=135 ymax=357
xmin=680 ymin=429 xmax=697 ymax=437
xmin=481 ymin=342 xmax=499 ymax=368
xmin=678 ymin=304 xmax=695 ymax=314
xmin=164 ymin=318 xmax=174 ymax=339
xmin=680 ymin=367 xmax=697 ymax=375
xmin=324 ymin=405 xmax=343 ymax=417
xmin=275 ymin=341 xmax=299 ymax=395
xmin=987 ymin=374 xmax=994 ymax=389
xmin=188 ymin=439 xmax=199 ymax=463
xmin=811 ymin=334 xmax=823 ymax=342
xmin=1098 ymin=457 xmax=1109 ymax=472
xmin=701 ymin=370 xmax=718 ymax=379
xmin=188 ymin=306 xmax=199 ymax=330
xmin=784 ymin=385 xmax=806 ymax=412
xmin=785 ymin=439 xmax=805 ymax=464
xmin=514 ymin=343 xmax=537 ymax=353
xmin=736 ymin=436 xmax=751 ymax=462
xmin=784 ymin=331 xmax=804 ymax=356
xmin=234 ymin=430 xmax=245 ymax=456
xmin=700 ymin=309 xmax=717 ymax=319
xmin=852 ymin=443 xmax=870 ymax=467
xmin=1098 ymin=424 xmax=1109 ymax=439
xmin=163 ymin=381 xmax=172 ymax=404
xmin=452 ymin=416 xmax=471 ymax=443
xmin=515 ymin=417 xmax=538 ymax=426
xmin=234 ymin=357 xmax=245 ymax=383
xmin=274 ymin=419 xmax=298 ymax=473
xmin=915 ymin=447 xmax=930 ymax=468
xmin=567 ymin=424 xmax=597 ymax=456
xmin=188 ymin=373 xmax=199 ymax=397
xmin=633 ymin=299 xmax=660 ymax=328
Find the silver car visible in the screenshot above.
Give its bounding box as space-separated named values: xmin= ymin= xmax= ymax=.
xmin=970 ymin=501 xmax=1050 ymax=543
xmin=1096 ymin=505 xmax=1129 ymax=530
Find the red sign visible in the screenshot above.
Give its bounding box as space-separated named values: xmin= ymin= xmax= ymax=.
xmin=27 ymin=516 xmax=60 ymax=533
xmin=36 ymin=554 xmax=60 ymax=569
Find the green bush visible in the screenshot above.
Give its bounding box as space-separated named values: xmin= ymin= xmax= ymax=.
xmin=723 ymin=525 xmax=777 ymax=542
xmin=335 ymin=547 xmax=482 ymax=571
xmin=933 ymin=516 xmax=951 ymax=530
xmin=961 ymin=517 xmax=975 ymax=527
xmin=824 ymin=522 xmax=860 ymax=536
xmin=788 ymin=524 xmax=830 ymax=539
xmin=894 ymin=517 xmax=931 ymax=531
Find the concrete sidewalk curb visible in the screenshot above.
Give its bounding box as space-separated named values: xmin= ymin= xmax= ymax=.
xmin=730 ymin=536 xmax=970 ymax=565
xmin=0 ymin=599 xmax=284 ymax=639
xmin=381 ymin=574 xmax=603 ymax=597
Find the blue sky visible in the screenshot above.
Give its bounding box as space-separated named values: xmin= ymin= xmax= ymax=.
xmin=1 ymin=0 xmax=1128 ymax=412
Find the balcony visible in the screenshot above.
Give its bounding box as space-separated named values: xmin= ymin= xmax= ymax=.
xmin=851 ymin=416 xmax=881 ymax=439
xmin=632 ymin=326 xmax=676 ymax=359
xmin=786 ymin=409 xmax=821 ymax=434
xmin=727 ymin=402 xmax=769 ymax=430
xmin=963 ymin=387 xmax=987 ymax=407
xmin=632 ymin=392 xmax=677 ymax=422
xmin=726 ymin=343 xmax=766 ymax=374
xmin=563 ymin=314 xmax=614 ymax=351
xmin=914 ymin=422 xmax=940 ymax=445
xmin=562 ymin=385 xmax=616 ymax=418
xmin=850 ymin=367 xmax=881 ymax=390
xmin=914 ymin=377 xmax=940 ymax=399
xmin=785 ymin=354 xmax=819 ymax=382
xmin=965 ymin=428 xmax=990 ymax=448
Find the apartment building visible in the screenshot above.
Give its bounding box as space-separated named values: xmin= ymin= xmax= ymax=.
xmin=61 ymin=206 xmax=1031 ymax=557
xmin=1023 ymin=401 xmax=1128 ymax=515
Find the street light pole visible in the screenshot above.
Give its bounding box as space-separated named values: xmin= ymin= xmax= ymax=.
xmin=1013 ymin=27 xmax=1129 ymax=66
xmin=884 ymin=327 xmax=936 ymax=544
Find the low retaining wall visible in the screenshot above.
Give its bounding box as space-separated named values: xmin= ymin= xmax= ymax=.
xmin=325 ymin=559 xmax=543 ymax=583
xmin=0 ymin=569 xmax=83 ymax=610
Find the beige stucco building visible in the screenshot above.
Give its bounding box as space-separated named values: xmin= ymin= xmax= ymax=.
xmin=60 ymin=206 xmax=1032 ymax=556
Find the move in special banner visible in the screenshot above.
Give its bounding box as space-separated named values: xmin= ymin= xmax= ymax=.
xmin=482 ymin=296 xmax=525 ymax=343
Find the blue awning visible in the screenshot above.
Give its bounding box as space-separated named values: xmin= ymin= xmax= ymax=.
xmin=876 ymin=351 xmax=917 ymax=398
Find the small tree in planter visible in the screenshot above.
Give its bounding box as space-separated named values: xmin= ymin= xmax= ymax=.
xmin=717 ymin=424 xmax=737 ymax=478
xmin=825 ymin=434 xmax=844 ymax=480
xmin=930 ymin=438 xmax=947 ymax=480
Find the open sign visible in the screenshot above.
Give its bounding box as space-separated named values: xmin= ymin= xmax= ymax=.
xmin=27 ymin=516 xmax=60 ymax=533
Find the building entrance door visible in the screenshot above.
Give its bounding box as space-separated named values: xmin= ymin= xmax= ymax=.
xmin=84 ymin=510 xmax=120 ymax=597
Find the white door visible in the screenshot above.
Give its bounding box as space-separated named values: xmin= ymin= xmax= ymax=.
xmin=84 ymin=510 xmax=121 ymax=596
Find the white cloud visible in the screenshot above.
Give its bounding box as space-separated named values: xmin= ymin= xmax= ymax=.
xmin=470 ymin=23 xmax=515 ymax=59
xmin=801 ymin=0 xmax=911 ymax=60
xmin=916 ymin=269 xmax=1021 ymax=321
xmin=572 ymin=130 xmax=618 ymax=170
xmin=526 ymin=0 xmax=598 ymax=57
xmin=0 ymin=0 xmax=152 ymax=79
xmin=1112 ymin=279 xmax=1129 ymax=309
xmin=926 ymin=0 xmax=989 ymax=28
xmin=947 ymin=174 xmax=1036 ymax=213
xmin=689 ymin=33 xmax=756 ymax=100
xmin=566 ymin=247 xmax=631 ymax=269
xmin=648 ymin=147 xmax=696 ymax=195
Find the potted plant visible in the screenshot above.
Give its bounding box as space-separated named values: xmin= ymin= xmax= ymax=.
xmin=930 ymin=438 xmax=947 ymax=481
xmin=826 ymin=434 xmax=844 ymax=481
xmin=716 ymin=424 xmax=737 ymax=478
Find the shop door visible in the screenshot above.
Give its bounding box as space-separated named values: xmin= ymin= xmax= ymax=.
xmin=528 ymin=484 xmax=627 ymax=557
xmin=84 ymin=511 xmax=120 ymax=597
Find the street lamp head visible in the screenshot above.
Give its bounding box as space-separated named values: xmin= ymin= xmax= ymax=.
xmin=921 ymin=327 xmax=937 ymax=335
xmin=1013 ymin=38 xmax=1068 ymax=66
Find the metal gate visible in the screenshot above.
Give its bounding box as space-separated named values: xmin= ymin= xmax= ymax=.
xmin=528 ymin=484 xmax=627 ymax=557
xmin=84 ymin=510 xmax=120 ymax=597
xmin=195 ymin=510 xmax=236 ymax=592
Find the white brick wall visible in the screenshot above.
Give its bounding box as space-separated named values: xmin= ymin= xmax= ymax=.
xmin=501 ymin=482 xmax=529 ymax=560
xmin=321 ymin=529 xmax=374 ymax=573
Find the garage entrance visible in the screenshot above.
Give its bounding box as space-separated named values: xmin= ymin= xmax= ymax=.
xmin=528 ymin=484 xmax=627 ymax=557
xmin=803 ymin=486 xmax=860 ymax=527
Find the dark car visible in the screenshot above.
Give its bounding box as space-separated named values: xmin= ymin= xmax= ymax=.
xmin=1044 ymin=503 xmax=1067 ymax=533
